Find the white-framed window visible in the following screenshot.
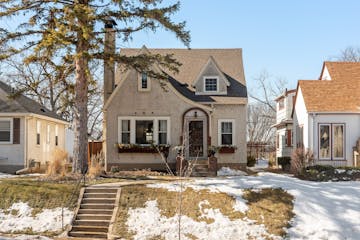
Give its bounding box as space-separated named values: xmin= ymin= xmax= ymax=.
xmin=204 ymin=76 xmax=218 ymax=92
xmin=332 ymin=124 xmax=345 ymax=159
xmin=158 ymin=120 xmax=167 ymax=144
xmin=55 ymin=124 xmax=59 ymax=146
xmin=138 ymin=72 xmax=151 ymax=91
xmin=319 ymin=124 xmax=330 ymax=159
xmin=121 ymin=120 xmax=131 ymax=144
xmin=0 ymin=119 xmax=12 ymax=144
xmin=47 ymin=124 xmax=51 ymax=144
xmin=36 ymin=120 xmax=41 ymax=145
xmin=318 ymin=123 xmax=345 ymax=160
xmin=118 ymin=117 xmax=170 ymax=145
xmin=218 ymin=119 xmax=235 ymax=145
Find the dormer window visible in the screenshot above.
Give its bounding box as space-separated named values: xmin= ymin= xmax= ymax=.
xmin=204 ymin=76 xmax=218 ymax=92
xmin=138 ymin=72 xmax=150 ymax=91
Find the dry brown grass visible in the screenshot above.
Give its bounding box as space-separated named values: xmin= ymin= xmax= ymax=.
xmin=114 ymin=185 xmax=294 ymax=239
xmin=88 ymin=151 xmax=105 ymax=178
xmin=46 ymin=148 xmax=68 ymax=177
xmin=243 ymin=188 xmax=295 ymax=236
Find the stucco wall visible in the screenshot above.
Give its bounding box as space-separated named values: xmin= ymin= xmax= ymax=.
xmin=0 ymin=117 xmax=25 ymax=172
xmin=211 ymin=104 xmax=247 ymax=164
xmin=194 ymin=60 xmax=227 ymax=94
xmin=104 ymin=69 xmax=247 ymax=170
xmin=26 ymin=117 xmax=66 ymax=165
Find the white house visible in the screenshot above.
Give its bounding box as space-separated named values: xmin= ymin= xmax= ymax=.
xmin=292 ymin=62 xmax=360 ymax=167
xmin=274 ymin=89 xmax=296 ymax=159
xmin=0 ymin=80 xmax=68 ymax=173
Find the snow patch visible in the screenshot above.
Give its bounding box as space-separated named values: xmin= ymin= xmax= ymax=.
xmin=0 ymin=202 xmax=73 ymax=233
xmin=217 ymin=167 xmax=248 ymax=176
xmin=126 ymin=200 xmax=280 ymax=240
xmin=149 ymin=172 xmax=360 ymax=239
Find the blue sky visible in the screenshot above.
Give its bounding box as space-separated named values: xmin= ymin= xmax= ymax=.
xmin=1 ymin=1 xmax=359 ymax=94
xmin=125 ymin=0 xmax=360 ymax=93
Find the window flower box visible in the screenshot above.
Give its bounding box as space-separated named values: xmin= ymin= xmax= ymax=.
xmin=117 ymin=144 xmax=170 ymax=155
xmin=219 ymin=145 xmax=237 ymax=153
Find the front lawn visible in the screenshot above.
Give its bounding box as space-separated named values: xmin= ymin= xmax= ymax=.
xmin=113 ymin=172 xmax=360 ymax=240
xmin=114 ymin=183 xmax=294 ymax=239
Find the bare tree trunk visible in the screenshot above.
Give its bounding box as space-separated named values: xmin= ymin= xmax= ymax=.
xmin=73 ymin=1 xmax=89 ymax=174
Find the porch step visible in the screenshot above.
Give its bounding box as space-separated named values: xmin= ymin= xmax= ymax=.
xmin=80 ymin=203 xmax=114 ymax=209
xmin=85 ymin=188 xmax=118 ymax=194
xmin=68 ymin=231 xmax=108 ymax=239
xmin=76 ymin=214 xmax=112 ymax=221
xmin=77 ymin=209 xmax=114 ymax=215
xmin=73 ymin=219 xmax=110 ymax=227
xmin=82 ymin=198 xmax=116 ymax=204
xmin=71 ymin=225 xmax=108 ymax=233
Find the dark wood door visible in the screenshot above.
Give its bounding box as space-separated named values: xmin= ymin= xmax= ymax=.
xmin=189 ymin=121 xmax=204 ymax=158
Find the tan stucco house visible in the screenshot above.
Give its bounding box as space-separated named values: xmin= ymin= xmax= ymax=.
xmin=103 ymin=46 xmax=248 ymax=171
xmin=0 ymin=81 xmax=68 ymax=173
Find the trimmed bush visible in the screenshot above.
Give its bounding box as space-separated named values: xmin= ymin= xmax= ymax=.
xmin=277 ymin=157 xmax=291 ymax=171
xmin=247 ymin=156 xmax=256 ymax=167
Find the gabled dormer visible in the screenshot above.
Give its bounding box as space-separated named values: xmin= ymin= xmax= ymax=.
xmin=193 ymin=56 xmax=230 ymax=95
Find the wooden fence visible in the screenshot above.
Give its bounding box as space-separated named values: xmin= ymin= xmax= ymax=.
xmin=88 ymin=141 xmax=103 ymax=163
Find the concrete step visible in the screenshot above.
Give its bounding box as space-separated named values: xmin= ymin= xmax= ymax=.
xmin=68 ymin=231 xmax=107 ymax=239
xmin=82 ymin=198 xmax=116 ymax=204
xmin=77 ymin=209 xmax=114 ymax=215
xmin=80 ymin=203 xmax=114 ymax=210
xmin=85 ymin=188 xmax=118 ymax=194
xmin=76 ymin=214 xmax=112 ymax=221
xmin=71 ymin=225 xmax=108 ymax=233
xmin=73 ymin=219 xmax=110 ymax=227
xmin=84 ymin=193 xmax=117 ymax=198
xmin=193 ymin=164 xmax=209 ymax=170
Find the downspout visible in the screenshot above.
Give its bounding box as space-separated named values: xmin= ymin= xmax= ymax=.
xmin=311 ymin=113 xmax=317 ymax=163
xmin=24 ymin=116 xmax=28 ymax=168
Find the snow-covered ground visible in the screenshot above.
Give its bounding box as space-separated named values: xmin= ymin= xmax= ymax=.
xmin=127 ymin=200 xmax=280 ymax=240
xmin=0 ymin=202 xmax=73 ymax=233
xmin=217 ymin=167 xmax=248 ymax=176
xmin=143 ymin=172 xmax=360 ymax=240
xmin=254 ymin=158 xmax=269 ymax=169
xmin=0 ymin=173 xmax=17 ymax=179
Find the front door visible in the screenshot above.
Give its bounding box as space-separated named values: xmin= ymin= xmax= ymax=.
xmin=188 ymin=120 xmax=205 ymax=158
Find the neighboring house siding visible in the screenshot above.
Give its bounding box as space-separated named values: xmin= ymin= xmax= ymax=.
xmin=311 ymin=114 xmax=360 ymax=166
xmin=293 ymin=87 xmax=309 ymax=149
xmin=0 ymin=117 xmax=25 ymax=173
xmin=27 ymin=117 xmax=66 ymax=165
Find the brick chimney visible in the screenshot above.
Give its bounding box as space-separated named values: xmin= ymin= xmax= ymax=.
xmin=103 ymin=19 xmax=117 ymax=103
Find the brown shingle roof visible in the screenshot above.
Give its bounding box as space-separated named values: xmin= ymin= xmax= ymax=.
xmin=299 ymin=63 xmax=360 ymax=112
xmin=119 ymin=48 xmax=246 ymax=86
xmin=0 ymin=80 xmax=67 ymax=121
xmin=324 ymin=61 xmax=360 ymax=83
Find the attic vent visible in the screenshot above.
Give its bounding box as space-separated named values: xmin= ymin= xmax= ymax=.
xmin=40 ymin=108 xmax=46 ymax=112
